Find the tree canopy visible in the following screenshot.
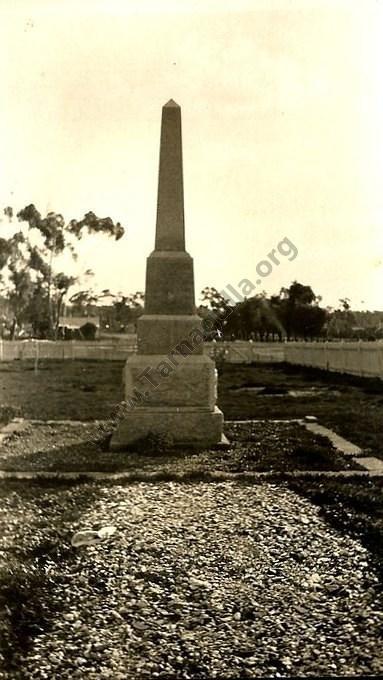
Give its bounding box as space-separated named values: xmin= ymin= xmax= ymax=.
xmin=199 ymin=281 xmax=328 ymax=341
xmin=0 ymin=204 xmax=125 ymax=338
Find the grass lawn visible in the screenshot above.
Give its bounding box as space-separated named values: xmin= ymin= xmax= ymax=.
xmin=0 ymin=357 xmax=381 ymax=470
xmin=1 ymin=358 xmax=383 ymax=459
xmin=218 ymin=361 xmax=383 ymax=459
xmin=0 ymin=359 xmax=124 ymax=423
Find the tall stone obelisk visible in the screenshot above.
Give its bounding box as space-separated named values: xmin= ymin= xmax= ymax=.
xmin=110 ymin=100 xmax=224 ymax=449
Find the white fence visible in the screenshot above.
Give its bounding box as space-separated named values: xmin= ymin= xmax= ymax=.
xmin=0 ymin=339 xmax=285 ymax=364
xmin=0 ymin=338 xmax=137 ymax=362
xmin=1 ymin=338 xmax=382 ymax=379
xmin=285 ymin=341 xmax=383 ymax=379
xmin=205 ymin=341 xmax=285 ymax=364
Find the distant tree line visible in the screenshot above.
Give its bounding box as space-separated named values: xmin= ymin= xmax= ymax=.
xmin=199 ymin=286 xmax=383 ymax=341
xmin=1 ymin=205 xmax=382 ymax=341
xmin=47 ymin=284 xmax=382 ymax=342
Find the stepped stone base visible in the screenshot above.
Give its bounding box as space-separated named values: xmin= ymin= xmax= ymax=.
xmin=110 ymin=406 xmax=224 ymax=450
xmin=110 ymin=351 xmax=224 ymax=450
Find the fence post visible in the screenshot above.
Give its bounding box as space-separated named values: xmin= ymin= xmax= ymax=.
xmin=34 ymin=340 xmax=39 ymax=373
xmin=358 ymin=339 xmax=363 ymax=377
xmin=324 ymin=341 xmax=329 ymax=371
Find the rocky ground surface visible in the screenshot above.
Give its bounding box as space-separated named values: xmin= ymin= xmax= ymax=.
xmin=1 ymin=480 xmax=382 ymax=679
xmin=0 ymin=421 xmax=360 ymax=473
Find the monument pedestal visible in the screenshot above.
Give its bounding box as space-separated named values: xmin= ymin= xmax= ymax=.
xmin=110 ymin=352 xmax=224 ymax=449
xmin=111 ymin=406 xmax=224 ymax=450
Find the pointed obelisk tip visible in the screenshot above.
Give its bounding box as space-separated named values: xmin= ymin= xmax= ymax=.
xmin=164 ymin=99 xmax=180 ymax=108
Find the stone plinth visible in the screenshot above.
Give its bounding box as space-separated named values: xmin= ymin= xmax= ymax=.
xmin=110 ymin=406 xmax=223 ymax=450
xmin=137 ymin=315 xmax=204 ymax=355
xmin=110 ymin=350 xmax=223 ymax=449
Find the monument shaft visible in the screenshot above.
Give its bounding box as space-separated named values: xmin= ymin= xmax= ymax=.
xmin=110 ymin=100 xmax=224 ymax=449
xmin=155 ymin=99 xmax=185 ymax=252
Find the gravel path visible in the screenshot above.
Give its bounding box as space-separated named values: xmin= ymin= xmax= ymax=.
xmin=1 ymin=481 xmax=382 ymax=678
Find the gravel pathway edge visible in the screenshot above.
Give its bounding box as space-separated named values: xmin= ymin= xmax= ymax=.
xmin=0 ymin=469 xmax=381 ymax=481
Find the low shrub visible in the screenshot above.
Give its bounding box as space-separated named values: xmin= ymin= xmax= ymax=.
xmin=131 ymin=431 xmax=175 ymax=455
xmin=0 ymin=405 xmax=19 ymax=427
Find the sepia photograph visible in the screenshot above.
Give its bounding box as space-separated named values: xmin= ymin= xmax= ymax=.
xmin=0 ymin=0 xmax=382 ymax=677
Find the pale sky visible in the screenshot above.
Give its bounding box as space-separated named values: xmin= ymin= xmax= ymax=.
xmin=1 ymin=0 xmax=382 ymax=310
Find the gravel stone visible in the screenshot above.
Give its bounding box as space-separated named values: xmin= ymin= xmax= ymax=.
xmin=0 ymin=480 xmax=382 ymax=678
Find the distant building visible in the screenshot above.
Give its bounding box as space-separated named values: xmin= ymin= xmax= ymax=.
xmin=58 ymin=316 xmax=100 ymax=340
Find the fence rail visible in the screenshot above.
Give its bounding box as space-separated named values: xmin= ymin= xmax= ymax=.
xmin=205 ymin=341 xmax=285 ymax=364
xmin=0 ymin=339 xmax=137 ymax=362
xmin=285 ymin=341 xmax=383 ymax=379
xmin=1 ymin=339 xmax=382 ymax=379
xmin=0 ymin=339 xmax=285 ymax=364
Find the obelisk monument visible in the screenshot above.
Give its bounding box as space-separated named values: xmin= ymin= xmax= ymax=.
xmin=110 ymin=100 xmax=224 ymax=449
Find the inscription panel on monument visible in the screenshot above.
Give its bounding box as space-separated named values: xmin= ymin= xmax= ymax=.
xmin=125 ymin=355 xmax=216 ymax=409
